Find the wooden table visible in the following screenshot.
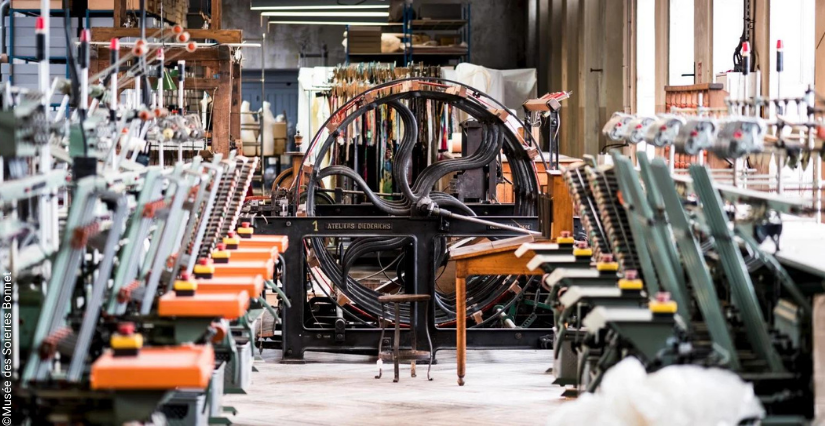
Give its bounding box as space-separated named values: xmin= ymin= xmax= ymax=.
xmin=450 ymin=236 xmax=545 ymax=385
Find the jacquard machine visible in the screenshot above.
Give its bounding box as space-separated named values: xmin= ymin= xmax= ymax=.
xmin=248 ymin=78 xmax=573 ymax=362
xmin=0 ymin=9 xmax=287 ymax=423
xmin=525 ymin=77 xmax=825 ymax=422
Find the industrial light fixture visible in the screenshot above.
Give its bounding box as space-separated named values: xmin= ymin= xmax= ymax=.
xmin=252 ymin=5 xmax=388 ymax=10
xmin=250 ymin=0 xmax=388 ymax=11
xmin=261 ymin=11 xmax=389 ymax=17
xmin=268 ymin=19 xmax=394 ymax=26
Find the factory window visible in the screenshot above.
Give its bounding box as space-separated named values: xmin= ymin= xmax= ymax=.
xmin=713 ymin=0 xmax=744 ymax=77
xmin=769 ymin=0 xmax=815 ymax=103
xmin=669 ymin=0 xmax=695 ymax=85
xmin=769 ymin=0 xmax=816 ymax=191
xmin=636 ymin=0 xmax=656 ymax=156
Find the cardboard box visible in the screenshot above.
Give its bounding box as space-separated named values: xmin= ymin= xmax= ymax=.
xmin=11 ymin=0 xmax=62 ymax=9
xmin=272 ymin=122 xmax=287 ymax=139
xmin=347 ymin=26 xmax=381 ymax=54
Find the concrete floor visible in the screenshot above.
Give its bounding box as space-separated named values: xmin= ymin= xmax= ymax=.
xmin=223 ymin=349 xmax=567 ymax=426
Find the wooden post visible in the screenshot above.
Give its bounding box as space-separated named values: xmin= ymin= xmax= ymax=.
xmin=230 ymin=61 xmax=242 ymax=143
xmin=754 ymin=0 xmax=770 ymax=100
xmin=113 ymin=0 xmax=127 ymax=29
xmin=455 ymin=276 xmax=466 ymax=386
xmin=560 ymin=0 xmax=579 ymax=158
xmin=604 ymin=0 xmax=626 ymax=152
xmin=654 ymin=0 xmax=669 ymax=114
xmin=537 ymin=0 xmax=551 ymax=95
xmin=549 ymin=170 xmax=574 ymax=240
xmin=817 ymin=0 xmax=825 ymax=220
xmin=694 ymin=0 xmax=713 ymax=84
xmin=625 ymin=0 xmax=637 ymax=161
xmin=549 ymin=0 xmax=563 ymax=93
xmin=211 ymin=0 xmax=222 ymax=29
xmin=580 ymin=0 xmax=602 ymax=156
xmin=211 ymin=49 xmax=233 ymax=156
xmin=627 ymin=0 xmax=637 ymax=114
xmin=816 ymin=0 xmax=825 ymax=93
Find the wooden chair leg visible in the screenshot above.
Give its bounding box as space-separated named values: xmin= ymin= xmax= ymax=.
xmin=393 ymin=302 xmax=400 ymax=383
xmin=375 ymin=303 xmax=386 ymax=379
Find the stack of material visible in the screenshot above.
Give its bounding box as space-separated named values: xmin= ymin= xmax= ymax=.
xmin=347 ymin=26 xmax=382 ymax=54
xmin=160 ymin=0 xmax=189 ymax=27
xmin=4 ymin=16 xmax=72 ymax=58
xmin=86 ymin=0 xmax=189 ymax=25
xmin=1 ymin=64 xmax=65 ymax=104
xmin=10 ymin=0 xmax=61 ymax=8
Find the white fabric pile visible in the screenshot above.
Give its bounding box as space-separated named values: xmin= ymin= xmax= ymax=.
xmin=441 ymin=63 xmax=537 ymax=112
xmin=546 ymin=358 xmax=764 ymax=426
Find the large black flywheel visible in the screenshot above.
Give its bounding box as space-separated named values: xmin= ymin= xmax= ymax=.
xmin=295 ymin=78 xmax=543 ymax=327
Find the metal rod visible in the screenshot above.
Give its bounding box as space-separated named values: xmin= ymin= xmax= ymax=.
xmin=434 ymin=208 xmax=541 ymax=236
xmin=178 ymin=60 xmax=185 ymax=113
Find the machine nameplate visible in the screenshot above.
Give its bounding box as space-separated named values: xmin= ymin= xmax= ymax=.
xmin=319 ymin=221 xmax=393 ymax=231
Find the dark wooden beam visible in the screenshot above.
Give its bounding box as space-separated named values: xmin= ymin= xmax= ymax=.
xmin=146 ymin=77 xmax=223 ymax=90
xmin=211 ymin=0 xmax=222 ymax=30
xmin=113 ymin=0 xmax=127 ymax=28
xmin=212 ymin=57 xmax=233 ymax=156
xmin=654 ymin=0 xmax=669 ymax=113
xmin=230 ymin=62 xmax=241 ymax=141
xmin=94 ymin=46 xmax=229 ymax=62
xmin=91 ymin=28 xmax=243 ymax=44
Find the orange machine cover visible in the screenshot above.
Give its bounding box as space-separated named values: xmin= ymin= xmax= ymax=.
xmin=230 ymin=247 xmax=279 ymax=262
xmin=212 ymin=259 xmax=274 ymax=279
xmin=90 ymin=344 xmax=214 ymax=390
xmin=243 ymin=235 xmax=289 ymax=252
xmin=196 ymin=274 xmax=265 ymax=298
xmin=158 ymin=290 xmax=250 ymax=320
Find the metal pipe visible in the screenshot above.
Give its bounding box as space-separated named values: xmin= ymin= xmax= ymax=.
xmin=139 ymin=0 xmax=148 ymax=106
xmin=433 ymin=207 xmax=541 ymax=236
xmin=157 ymin=49 xmax=164 ymax=108
xmin=178 ymin=60 xmax=185 ymax=113
xmin=807 ymin=87 xmax=822 ymax=222
xmin=697 ymin=92 xmax=705 ymax=166
xmin=109 ymin=38 xmax=119 ymax=122
xmin=79 ymin=29 xmax=90 ymax=111
xmin=36 ymin=2 xmax=55 ymax=258
xmin=0 ymin=0 xmax=10 ymax=59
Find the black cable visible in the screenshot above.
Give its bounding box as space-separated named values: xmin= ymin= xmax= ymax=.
xmin=302 ymin=82 xmax=540 ymax=325
xmin=601 ymin=143 xmax=628 ymax=153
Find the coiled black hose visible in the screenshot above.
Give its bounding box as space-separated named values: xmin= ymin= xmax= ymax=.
xmin=303 ymin=85 xmax=540 ymax=325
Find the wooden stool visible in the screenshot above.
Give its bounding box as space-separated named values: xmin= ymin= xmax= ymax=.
xmin=375 ymin=294 xmax=433 ymax=382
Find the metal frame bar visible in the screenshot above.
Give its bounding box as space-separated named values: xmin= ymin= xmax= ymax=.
xmin=257 ymin=215 xmax=549 ymax=361
xmin=689 ymin=165 xmax=786 ymax=373
xmin=23 ymin=177 xmax=101 ymax=383
xmin=647 ymin=156 xmax=740 ymax=370
xmin=612 ymin=153 xmax=690 ymax=319
xmin=67 ymin=191 xmax=129 ymax=382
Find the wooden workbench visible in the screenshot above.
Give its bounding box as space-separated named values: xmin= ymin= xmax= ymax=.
xmin=449 ymin=236 xmax=543 ymax=385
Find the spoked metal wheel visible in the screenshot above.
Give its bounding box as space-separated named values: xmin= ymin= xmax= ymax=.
xmin=294 ymin=77 xmax=546 ymax=327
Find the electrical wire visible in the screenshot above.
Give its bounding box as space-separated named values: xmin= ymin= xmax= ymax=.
xmin=300 ymin=83 xmax=540 ymax=325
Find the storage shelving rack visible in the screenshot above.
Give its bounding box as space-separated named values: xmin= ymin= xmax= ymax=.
xmin=3 ymin=6 xmax=174 ymax=90
xmin=345 ymin=2 xmax=470 ymax=66
xmin=5 ymin=8 xmax=71 ymax=108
